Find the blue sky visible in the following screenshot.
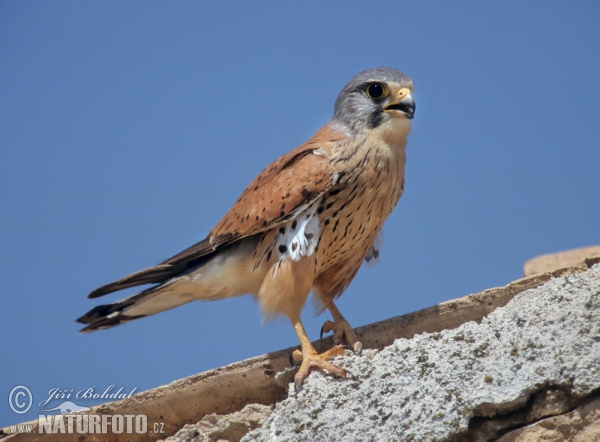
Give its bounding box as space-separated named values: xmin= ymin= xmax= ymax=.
xmin=2 ymin=1 xmax=599 ymax=427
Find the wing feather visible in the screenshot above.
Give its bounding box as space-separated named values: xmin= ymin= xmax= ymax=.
xmin=87 ymin=124 xmax=346 ymax=298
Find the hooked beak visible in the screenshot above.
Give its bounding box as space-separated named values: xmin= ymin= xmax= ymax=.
xmin=384 ymin=88 xmax=415 ymax=120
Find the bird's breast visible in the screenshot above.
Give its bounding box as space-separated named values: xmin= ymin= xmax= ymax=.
xmin=314 ymin=135 xmax=407 ymax=274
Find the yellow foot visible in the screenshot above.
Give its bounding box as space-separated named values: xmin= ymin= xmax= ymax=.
xmin=320 ymin=319 xmax=363 ymax=355
xmin=293 ymin=345 xmax=348 ymax=392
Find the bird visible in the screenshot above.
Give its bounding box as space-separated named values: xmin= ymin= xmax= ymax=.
xmin=77 ymin=67 xmax=415 ymax=389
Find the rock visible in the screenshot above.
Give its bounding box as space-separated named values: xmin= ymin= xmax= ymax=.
xmin=2 ymin=262 xmax=571 ymax=442
xmin=162 ymin=404 xmax=272 ymax=442
xmin=6 ymin=261 xmax=599 ymax=442
xmin=497 ymin=396 xmax=600 ymax=442
xmin=523 ymin=245 xmax=600 ymax=276
xmin=243 ymin=265 xmax=600 ymax=441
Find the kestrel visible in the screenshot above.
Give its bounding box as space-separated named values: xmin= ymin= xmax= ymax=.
xmin=78 ymin=67 xmax=415 ymax=389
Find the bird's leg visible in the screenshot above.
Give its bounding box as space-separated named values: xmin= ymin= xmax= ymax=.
xmin=289 ymin=313 xmax=347 ymax=391
xmin=321 ymin=301 xmax=363 ymax=354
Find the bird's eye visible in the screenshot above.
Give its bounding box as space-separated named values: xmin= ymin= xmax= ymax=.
xmin=366 ymin=83 xmax=387 ymax=100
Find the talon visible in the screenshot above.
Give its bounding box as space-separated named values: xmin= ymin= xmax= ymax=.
xmin=290 ymin=349 xmax=303 ymax=367
xmin=354 ymin=341 xmax=363 ymax=355
xmin=319 ymin=316 xmax=361 ymax=351
xmin=293 ymin=345 xmax=348 ymax=389
xmin=290 ymin=316 xmax=349 ymax=391
xmin=320 ymin=320 xmax=335 ymax=339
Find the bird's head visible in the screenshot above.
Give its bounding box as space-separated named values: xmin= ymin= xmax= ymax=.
xmin=331 ymin=67 xmax=415 ymax=137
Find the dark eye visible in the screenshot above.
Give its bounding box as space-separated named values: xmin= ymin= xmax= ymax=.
xmin=366 ymin=82 xmax=386 ymax=100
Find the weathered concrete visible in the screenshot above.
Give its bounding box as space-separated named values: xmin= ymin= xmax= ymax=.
xmin=497 ymin=396 xmax=600 ymax=442
xmin=523 ymin=245 xmax=600 ymax=276
xmin=4 ymin=254 xmax=599 ymax=442
xmin=161 ymin=404 xmax=272 ymax=442
xmin=244 ymin=265 xmax=600 ymax=441
xmin=3 ymin=271 xmax=559 ymax=441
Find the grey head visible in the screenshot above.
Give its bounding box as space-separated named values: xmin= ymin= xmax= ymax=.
xmin=331 ymin=67 xmax=415 ymax=133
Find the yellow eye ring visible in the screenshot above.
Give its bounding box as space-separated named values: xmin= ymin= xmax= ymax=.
xmin=366 ymin=82 xmax=388 ymax=100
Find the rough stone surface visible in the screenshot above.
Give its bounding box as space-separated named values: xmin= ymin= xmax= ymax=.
xmin=161 ymin=404 xmax=272 ymax=442
xmin=243 ymin=265 xmax=600 ymax=442
xmin=0 ymin=266 xmax=562 ymax=442
xmin=523 ymin=245 xmax=600 ymax=276
xmin=497 ymin=396 xmax=600 ymax=442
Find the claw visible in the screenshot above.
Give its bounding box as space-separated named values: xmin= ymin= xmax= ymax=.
xmin=290 ymin=349 xmax=303 ymax=367
xmin=319 ymin=318 xmax=362 ymax=352
xmin=354 ymin=341 xmax=363 ymax=355
xmin=293 ymin=345 xmax=348 ymax=390
xmin=294 ymin=379 xmax=302 ymax=394
xmin=320 ymin=320 xmax=335 ymax=339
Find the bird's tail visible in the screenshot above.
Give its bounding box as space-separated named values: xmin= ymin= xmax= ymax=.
xmin=77 ymin=238 xmax=262 ymax=333
xmin=76 ymin=280 xmax=201 ymax=333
